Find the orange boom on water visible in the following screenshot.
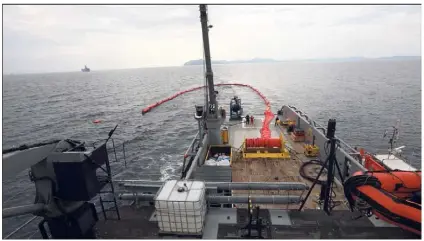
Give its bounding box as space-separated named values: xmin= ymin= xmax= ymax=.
xmin=141 ymin=83 xmax=276 ymax=142
xmin=141 ymin=83 xmax=270 ymax=115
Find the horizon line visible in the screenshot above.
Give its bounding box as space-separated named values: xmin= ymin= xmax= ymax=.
xmin=4 ymin=55 xmax=421 ymax=76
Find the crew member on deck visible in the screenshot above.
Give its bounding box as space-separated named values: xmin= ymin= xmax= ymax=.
xmin=275 ymin=116 xmax=280 ymax=126
xmin=245 ymin=114 xmax=250 ymax=125
xmin=250 ymin=115 xmax=254 ymax=125
xmin=219 ymin=107 xmax=226 ymax=119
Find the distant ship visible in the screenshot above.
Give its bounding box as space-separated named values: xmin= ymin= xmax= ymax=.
xmin=81 ymin=65 xmax=90 ymax=72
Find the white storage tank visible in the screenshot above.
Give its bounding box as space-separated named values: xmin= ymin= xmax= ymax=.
xmin=155 ymin=180 xmax=206 ymax=235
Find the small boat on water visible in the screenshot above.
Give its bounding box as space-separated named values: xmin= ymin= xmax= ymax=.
xmin=81 ymin=65 xmax=90 ymax=72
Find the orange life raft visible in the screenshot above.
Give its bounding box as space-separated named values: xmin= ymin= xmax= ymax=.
xmin=344 ymin=170 xmax=421 ymax=235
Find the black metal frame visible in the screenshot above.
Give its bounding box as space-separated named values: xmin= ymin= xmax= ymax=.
xmin=240 ymin=197 xmax=268 ymax=239
xmin=298 ymin=119 xmax=345 ymax=215
xmin=98 ymin=125 xmax=121 ymax=220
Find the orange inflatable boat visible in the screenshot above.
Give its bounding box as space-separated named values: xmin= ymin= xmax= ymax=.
xmin=344 ymin=170 xmax=421 ymax=235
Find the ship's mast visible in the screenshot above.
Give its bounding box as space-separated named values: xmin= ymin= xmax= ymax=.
xmin=199 ymin=4 xmax=222 ymax=146
xmin=200 ymin=4 xmax=217 ymax=118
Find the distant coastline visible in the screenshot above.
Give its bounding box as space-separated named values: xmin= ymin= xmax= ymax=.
xmin=4 ymin=56 xmax=420 ymax=75
xmin=183 ymin=58 xmax=278 ymax=66
xmin=183 ymin=56 xmax=421 ymax=66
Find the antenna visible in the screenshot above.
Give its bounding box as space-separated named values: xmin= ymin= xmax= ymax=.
xmin=383 ymin=119 xmax=402 ymax=158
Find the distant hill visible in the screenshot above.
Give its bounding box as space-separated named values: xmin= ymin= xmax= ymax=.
xmin=184 ymin=59 xmax=228 ymax=65
xmin=299 ymin=57 xmax=367 ymax=62
xmin=303 ymin=56 xmax=421 ymax=62
xmin=183 ymin=56 xmax=420 ymax=66
xmin=376 ymin=56 xmax=421 ymax=61
xmin=183 ymin=58 xmax=278 ymax=66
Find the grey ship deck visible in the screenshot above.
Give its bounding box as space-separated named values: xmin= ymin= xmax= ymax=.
xmin=95 ymin=114 xmax=420 ymax=239
xmin=95 ymin=205 xmax=419 ymax=239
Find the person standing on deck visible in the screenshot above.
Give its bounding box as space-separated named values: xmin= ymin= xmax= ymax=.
xmin=219 ymin=107 xmax=226 ymax=119
xmin=250 ymin=115 xmax=254 ymax=126
xmin=275 ymin=116 xmax=280 ymax=126
xmin=245 ymin=114 xmax=250 ymax=125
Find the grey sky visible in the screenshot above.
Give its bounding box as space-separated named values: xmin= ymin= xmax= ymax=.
xmin=3 ymin=5 xmax=421 ymax=74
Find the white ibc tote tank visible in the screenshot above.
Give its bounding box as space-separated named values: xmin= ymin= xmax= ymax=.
xmin=155 ymin=180 xmax=206 ymax=234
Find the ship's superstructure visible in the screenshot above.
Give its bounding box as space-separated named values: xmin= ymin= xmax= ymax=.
xmin=81 ymin=65 xmax=90 ymax=72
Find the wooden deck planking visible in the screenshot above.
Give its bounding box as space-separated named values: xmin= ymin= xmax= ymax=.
xmin=229 ymin=120 xmax=348 ymax=210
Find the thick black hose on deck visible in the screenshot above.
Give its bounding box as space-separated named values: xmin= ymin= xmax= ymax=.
xmin=299 ymin=159 xmax=327 ymax=185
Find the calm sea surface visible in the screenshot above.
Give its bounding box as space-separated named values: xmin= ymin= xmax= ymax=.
xmin=2 ymin=59 xmax=421 ymax=238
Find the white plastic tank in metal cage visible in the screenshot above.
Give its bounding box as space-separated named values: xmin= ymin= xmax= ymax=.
xmin=154 ymin=180 xmax=206 ymax=235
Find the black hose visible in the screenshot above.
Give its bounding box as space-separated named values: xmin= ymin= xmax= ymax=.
xmin=299 ymin=159 xmax=327 ymax=185
xmin=343 ymin=174 xmax=381 ymax=211
xmin=299 ymin=159 xmax=337 ymax=204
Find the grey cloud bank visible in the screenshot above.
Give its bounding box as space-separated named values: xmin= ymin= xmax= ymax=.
xmin=3 ymin=5 xmax=421 ymax=74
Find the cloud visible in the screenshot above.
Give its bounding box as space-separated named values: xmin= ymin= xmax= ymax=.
xmin=2 ymin=5 xmax=421 ymax=74
xmin=208 ymin=5 xmax=421 ymax=60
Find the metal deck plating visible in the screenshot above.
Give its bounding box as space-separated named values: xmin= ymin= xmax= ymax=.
xmin=95 ymin=205 xmax=419 ymax=239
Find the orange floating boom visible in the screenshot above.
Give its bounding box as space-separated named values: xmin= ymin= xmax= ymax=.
xmin=141 ymin=83 xmax=274 ymax=142
xmin=141 ymin=83 xmax=270 ymax=115
xmin=141 ymin=83 xmax=275 ymax=140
